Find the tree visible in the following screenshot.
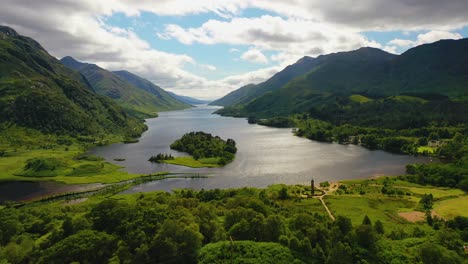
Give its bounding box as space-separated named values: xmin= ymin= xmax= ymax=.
xmin=428 ymin=132 xmax=440 ymax=141
xmin=40 ymin=230 xmax=117 ymax=264
xmin=326 ymin=242 xmax=353 ymax=264
xmin=228 ymin=219 xmax=251 ymax=241
xmin=362 ymin=215 xmax=372 ymax=225
xmin=289 ymin=236 xmax=301 ymax=252
xmin=264 ymin=215 xmax=286 ymax=242
xmin=336 ymin=216 xmax=353 ymax=235
xmin=150 ymin=219 xmax=203 ymax=263
xmin=459 ymin=178 xmax=468 ymax=192
xmin=374 ymin=220 xmax=384 ymax=234
xmin=300 ymin=238 xmax=313 ymax=257
xmin=278 ymin=187 xmax=289 ymax=200
xmin=0 ymin=209 xmax=22 ymax=245
xmin=419 ymin=242 xmax=463 ymax=264
xmin=355 ymin=225 xmax=377 ymax=249
xmin=420 ymin=194 xmax=434 ymax=210
xmin=62 ymin=217 xmax=74 ymax=237
xmin=426 ymin=212 xmax=434 ymax=226
xmin=418 ymin=137 xmax=428 ymax=146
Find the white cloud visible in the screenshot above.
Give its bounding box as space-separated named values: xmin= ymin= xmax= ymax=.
xmin=417 ymin=30 xmax=463 ymax=44
xmin=158 ymin=15 xmax=383 ymax=67
xmin=1 ymin=0 xmax=467 ymax=100
xmin=100 ymin=0 xmax=468 ymax=31
xmin=229 ymin=48 xmax=240 ymax=53
xmin=200 ymin=64 xmax=217 ymax=71
xmin=388 ymin=39 xmax=415 ymax=48
xmin=382 ymin=46 xmax=398 ymax=54
xmin=241 ymin=48 xmax=268 ymax=64
xmin=387 ymin=30 xmax=463 ymax=51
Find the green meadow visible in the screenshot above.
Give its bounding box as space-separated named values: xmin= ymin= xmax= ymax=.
xmin=163 ymin=156 xmax=222 ymax=168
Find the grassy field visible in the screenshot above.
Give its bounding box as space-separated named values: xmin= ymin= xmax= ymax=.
xmin=417 ymin=146 xmax=436 ymax=154
xmin=328 ymin=176 xmax=466 ymax=229
xmin=0 ymin=144 xmax=147 ymax=184
xmin=434 ymin=196 xmax=468 ymax=219
xmin=398 ymin=186 xmax=464 ymax=199
xmin=349 ymin=94 xmax=373 ymax=103
xmin=164 ymin=156 xmax=221 ymax=168
xmin=388 ymin=95 xmax=428 ymax=104
xmin=325 ymin=195 xmax=420 ymax=231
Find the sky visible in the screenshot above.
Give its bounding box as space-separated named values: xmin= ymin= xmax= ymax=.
xmin=1 ymin=1 xmax=468 ymax=100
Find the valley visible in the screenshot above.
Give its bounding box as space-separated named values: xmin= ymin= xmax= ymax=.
xmin=0 ymin=22 xmax=466 ymax=264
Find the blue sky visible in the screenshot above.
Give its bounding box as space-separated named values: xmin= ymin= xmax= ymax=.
xmin=2 ymin=1 xmax=468 ymax=99
xmin=103 ymin=8 xmax=468 ymax=83
xmin=104 ymin=9 xmax=281 ymax=80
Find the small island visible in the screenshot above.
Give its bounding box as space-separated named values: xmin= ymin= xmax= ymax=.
xmin=150 ymin=131 xmax=237 ymax=168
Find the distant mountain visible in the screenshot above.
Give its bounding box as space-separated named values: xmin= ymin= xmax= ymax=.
xmin=0 ymin=25 xmax=145 ymax=136
xmin=209 ymin=84 xmax=256 ymax=106
xmin=210 ymin=56 xmax=320 ymax=107
xmin=61 ymin=57 xmax=189 ymax=118
xmin=167 ymin=91 xmax=210 ymax=105
xmin=112 ymin=70 xmax=190 ymax=109
xmin=217 ymin=40 xmax=468 ymax=118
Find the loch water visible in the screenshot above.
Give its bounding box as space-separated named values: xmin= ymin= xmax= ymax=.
xmin=88 ymin=105 xmax=431 ymax=194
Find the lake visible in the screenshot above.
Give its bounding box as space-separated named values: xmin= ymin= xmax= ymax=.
xmin=0 ymin=181 xmax=103 ymax=202
xmin=88 ymin=105 xmax=431 ymax=194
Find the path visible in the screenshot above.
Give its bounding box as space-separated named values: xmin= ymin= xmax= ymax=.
xmin=315 ymin=183 xmax=338 ymax=221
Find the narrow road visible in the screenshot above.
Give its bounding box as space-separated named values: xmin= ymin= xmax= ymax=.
xmin=315 ymin=183 xmax=338 ymax=221
xmin=319 ymin=195 xmax=335 ymax=221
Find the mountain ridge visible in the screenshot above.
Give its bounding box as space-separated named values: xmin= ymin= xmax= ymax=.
xmin=167 ymin=91 xmax=210 ymax=105
xmin=215 ymin=39 xmax=468 ymax=118
xmin=112 ymin=70 xmax=191 ymax=110
xmin=0 ymin=25 xmax=145 ymax=136
xmin=60 ymin=56 xmax=190 ymax=118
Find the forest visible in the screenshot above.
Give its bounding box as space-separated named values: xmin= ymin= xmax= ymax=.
xmin=170 ymin=131 xmax=237 ymax=165
xmin=0 ymin=183 xmax=466 ymax=264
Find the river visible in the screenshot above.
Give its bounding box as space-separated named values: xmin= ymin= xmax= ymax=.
xmin=86 ymin=105 xmax=430 ymax=194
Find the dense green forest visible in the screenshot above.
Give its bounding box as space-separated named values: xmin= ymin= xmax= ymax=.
xmin=0 ymin=184 xmax=466 ymax=264
xmin=170 ymin=131 xmax=237 ymax=165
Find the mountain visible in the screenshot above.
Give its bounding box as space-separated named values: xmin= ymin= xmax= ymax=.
xmin=209 ymin=84 xmax=256 ymax=107
xmin=60 ymin=57 xmax=189 ymax=118
xmin=167 ymin=91 xmax=210 ymax=105
xmin=112 ymin=70 xmax=190 ymax=109
xmin=0 ymin=25 xmax=145 ymax=136
xmin=210 ymin=56 xmax=320 ymax=107
xmin=217 ymin=40 xmax=468 ymax=118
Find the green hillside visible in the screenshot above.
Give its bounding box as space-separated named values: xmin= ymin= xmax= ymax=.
xmin=217 ymin=40 xmax=468 ymax=122
xmin=112 ymin=70 xmax=190 ymax=109
xmin=61 ymin=57 xmax=189 ymax=118
xmin=0 ymin=26 xmax=145 ymax=137
xmin=209 ymin=83 xmax=257 ymax=106
xmin=210 ymin=56 xmax=321 ymax=107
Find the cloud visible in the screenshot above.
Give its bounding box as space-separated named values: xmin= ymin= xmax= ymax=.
xmin=158 ymin=15 xmax=382 ymax=66
xmin=388 ymin=39 xmax=415 ymax=48
xmin=241 ymin=48 xmax=268 ymax=64
xmin=229 ymin=48 xmax=240 ymax=53
xmin=388 ymin=30 xmax=463 ymax=51
xmin=1 ymin=0 xmax=467 ymax=100
xmin=200 ymin=64 xmax=217 ymax=71
xmin=253 ymin=0 xmax=468 ymax=31
xmin=417 ymin=30 xmax=463 ymax=44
